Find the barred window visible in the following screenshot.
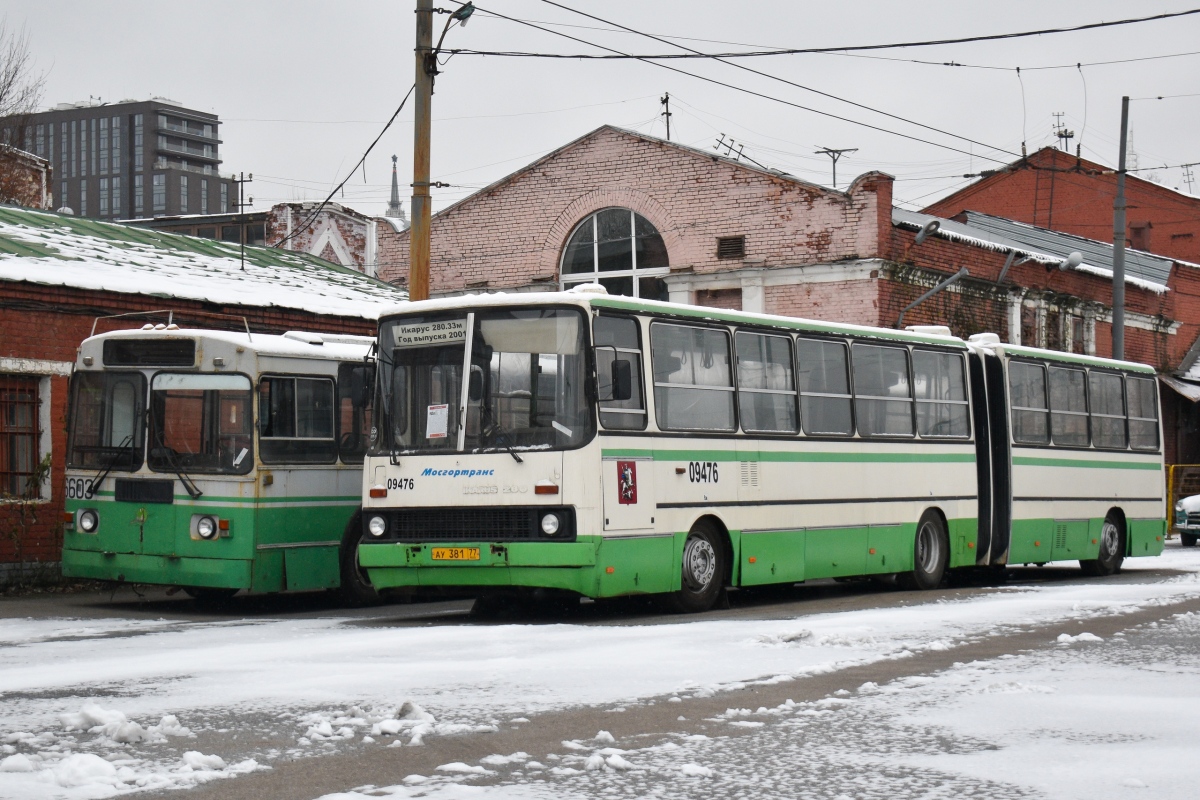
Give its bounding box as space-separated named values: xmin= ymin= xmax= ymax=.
xmin=0 ymin=376 xmax=41 ymax=499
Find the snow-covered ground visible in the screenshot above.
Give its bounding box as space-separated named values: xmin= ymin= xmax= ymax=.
xmin=3 ymin=547 xmax=1200 ymax=799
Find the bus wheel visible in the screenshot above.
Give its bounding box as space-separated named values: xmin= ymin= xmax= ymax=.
xmin=1182 ymin=533 xmax=1198 ymax=548
xmin=666 ymin=521 xmax=726 ymax=613
xmin=339 ymin=514 xmax=382 ymax=607
xmin=897 ymin=511 xmax=948 ymax=591
xmin=1080 ymin=516 xmax=1125 ymax=576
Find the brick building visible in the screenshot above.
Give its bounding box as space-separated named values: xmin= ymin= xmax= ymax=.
xmin=0 ymin=206 xmax=407 ymax=583
xmin=924 ymin=146 xmax=1200 ymax=264
xmin=123 ymin=201 xmax=376 ymax=274
xmin=0 ymin=146 xmax=52 ymax=210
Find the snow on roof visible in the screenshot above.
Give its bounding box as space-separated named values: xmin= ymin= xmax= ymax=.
xmin=0 ymin=205 xmax=407 ymax=319
xmin=892 ymin=208 xmax=1169 ymax=294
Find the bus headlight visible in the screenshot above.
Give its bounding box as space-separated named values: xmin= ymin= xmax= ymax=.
xmin=77 ymin=509 xmax=99 ymax=534
xmin=367 ymin=515 xmax=388 ymax=538
xmin=540 ymin=513 xmax=561 ymax=536
xmin=196 ymin=515 xmax=218 ymax=540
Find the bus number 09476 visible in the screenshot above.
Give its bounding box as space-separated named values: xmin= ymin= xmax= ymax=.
xmin=688 ymin=461 xmax=718 ymax=483
xmin=387 ymin=478 xmax=414 ymax=491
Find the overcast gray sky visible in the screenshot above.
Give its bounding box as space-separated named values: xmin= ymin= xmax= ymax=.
xmin=6 ymin=1 xmax=1200 ymax=218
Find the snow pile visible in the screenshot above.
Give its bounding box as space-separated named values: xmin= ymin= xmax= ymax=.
xmin=58 ymin=703 xmax=194 ymax=744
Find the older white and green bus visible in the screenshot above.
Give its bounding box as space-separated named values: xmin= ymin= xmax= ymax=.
xmin=62 ymin=326 xmax=378 ymax=603
xmin=358 ymin=288 xmax=1165 ymax=612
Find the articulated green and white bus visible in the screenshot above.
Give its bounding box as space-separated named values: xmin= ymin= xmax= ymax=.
xmin=62 ymin=326 xmax=378 ymax=603
xmin=358 ymin=288 xmax=1165 ymax=612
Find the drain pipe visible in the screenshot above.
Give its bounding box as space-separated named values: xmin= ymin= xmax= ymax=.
xmin=897 ymin=267 xmax=969 ymax=328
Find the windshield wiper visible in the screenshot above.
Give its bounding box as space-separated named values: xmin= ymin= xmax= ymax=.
xmin=150 ymin=443 xmax=203 ymax=500
xmin=84 ymin=435 xmax=134 ymax=499
xmin=478 ymin=404 xmax=523 ymax=463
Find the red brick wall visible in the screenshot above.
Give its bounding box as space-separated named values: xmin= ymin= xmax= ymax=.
xmin=376 ymin=126 xmax=892 ymax=292
xmin=924 ymin=147 xmax=1200 ymax=265
xmin=0 ymin=281 xmax=375 ymax=569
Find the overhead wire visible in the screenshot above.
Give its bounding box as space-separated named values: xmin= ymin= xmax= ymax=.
xmin=468 ymin=2 xmax=1014 ymax=164
xmin=455 ymin=7 xmax=1200 ymax=59
xmin=273 ymin=84 xmax=415 ymax=250
xmin=535 ymin=0 xmax=1017 ymax=161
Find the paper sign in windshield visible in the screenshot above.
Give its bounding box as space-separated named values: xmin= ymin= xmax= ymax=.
xmin=393 ymin=319 xmax=466 ymax=348
xmin=426 ymin=404 xmax=449 ymax=439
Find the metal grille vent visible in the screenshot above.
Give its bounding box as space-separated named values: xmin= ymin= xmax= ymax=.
xmin=717 ymin=236 xmax=746 ymax=260
xmin=385 ymin=507 xmax=574 ymax=542
xmin=740 ymin=461 xmax=759 ymax=488
xmin=1054 ymin=522 xmax=1068 ymax=550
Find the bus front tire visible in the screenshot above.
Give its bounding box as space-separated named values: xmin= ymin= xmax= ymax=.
xmin=1181 ymin=533 xmax=1197 ymax=548
xmin=897 ymin=511 xmax=948 ymax=591
xmin=1080 ymin=516 xmax=1125 ymax=576
xmin=665 ymin=522 xmax=726 ymax=614
xmin=339 ymin=515 xmax=382 ymax=607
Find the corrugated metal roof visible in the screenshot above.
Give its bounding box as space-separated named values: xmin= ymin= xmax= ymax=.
xmin=961 ymin=211 xmax=1173 ymax=287
xmin=0 ymin=205 xmax=408 ymax=319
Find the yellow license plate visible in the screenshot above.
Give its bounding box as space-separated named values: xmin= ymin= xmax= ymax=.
xmin=431 ymin=547 xmax=480 ymax=561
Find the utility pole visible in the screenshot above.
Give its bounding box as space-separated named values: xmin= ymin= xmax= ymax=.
xmin=233 ymin=172 xmax=253 ymax=273
xmin=815 ymin=147 xmax=857 ymax=189
xmin=660 ymin=93 xmax=672 ymax=141
xmin=1112 ymin=96 xmax=1129 ymax=361
xmin=410 ymin=0 xmax=434 ymax=301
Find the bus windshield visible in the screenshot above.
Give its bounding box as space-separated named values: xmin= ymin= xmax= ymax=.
xmin=148 ymin=373 xmax=253 ymax=474
xmin=67 ymin=372 xmax=147 ymax=470
xmin=375 ymin=307 xmax=592 ymax=454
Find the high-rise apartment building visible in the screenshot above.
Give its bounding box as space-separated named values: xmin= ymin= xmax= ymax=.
xmin=3 ymin=97 xmax=237 ymax=220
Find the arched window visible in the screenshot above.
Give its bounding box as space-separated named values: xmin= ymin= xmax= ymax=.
xmin=560 ymin=208 xmax=669 ymax=300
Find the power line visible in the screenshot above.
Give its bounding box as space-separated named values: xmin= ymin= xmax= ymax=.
xmin=273 ymin=84 xmax=415 ymax=250
xmin=469 ymin=3 xmax=1014 ymax=164
xmin=536 ymin=0 xmax=1017 ymax=160
xmin=455 ymin=7 xmax=1200 ymax=59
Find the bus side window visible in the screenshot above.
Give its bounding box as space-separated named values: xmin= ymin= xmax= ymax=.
xmin=651 ymin=323 xmax=735 ymax=432
xmin=1048 ymin=366 xmax=1089 ymax=447
xmin=795 ymin=338 xmax=853 ymax=436
xmin=594 ymin=315 xmax=646 ymax=431
xmin=338 ymin=363 xmax=374 ymax=463
xmin=735 ymin=331 xmax=797 ymax=433
xmin=912 ymin=350 xmax=970 ymax=438
xmin=1009 ymin=361 xmax=1049 ymax=444
xmin=1088 ymin=371 xmax=1126 ymax=450
xmin=259 ymin=376 xmax=337 ymax=464
xmin=851 ymin=343 xmax=914 ymax=437
xmin=1126 ymin=376 xmax=1159 ymax=451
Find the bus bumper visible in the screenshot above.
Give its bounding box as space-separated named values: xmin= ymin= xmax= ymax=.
xmin=359 ymin=536 xmax=676 ymax=597
xmin=61 ymin=548 xmax=252 ymax=590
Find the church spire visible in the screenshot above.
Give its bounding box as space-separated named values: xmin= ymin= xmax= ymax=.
xmin=385 ymin=154 xmax=407 ymax=225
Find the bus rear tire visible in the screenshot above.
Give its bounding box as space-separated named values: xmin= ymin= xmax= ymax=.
xmin=664 ymin=521 xmax=726 ymax=614
xmin=897 ymin=511 xmax=948 ymax=591
xmin=339 ymin=513 xmax=381 ymax=607
xmin=1080 ymin=516 xmax=1125 ymax=576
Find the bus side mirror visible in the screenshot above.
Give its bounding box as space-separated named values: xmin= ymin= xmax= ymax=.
xmin=468 ymin=369 xmax=484 ymax=402
xmin=611 ymin=359 xmax=633 ymax=401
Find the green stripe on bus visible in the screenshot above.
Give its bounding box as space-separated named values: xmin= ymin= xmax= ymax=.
xmin=602 ymin=448 xmax=975 ymax=464
xmin=1012 ymin=456 xmax=1162 ymax=470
